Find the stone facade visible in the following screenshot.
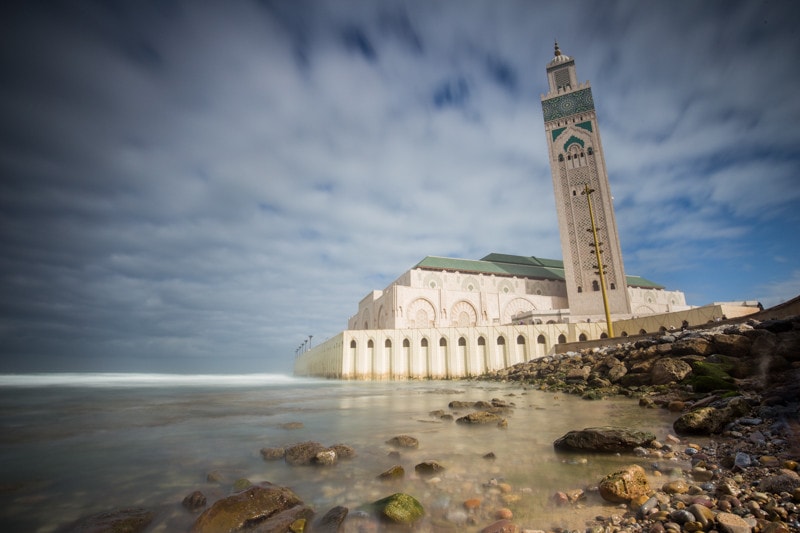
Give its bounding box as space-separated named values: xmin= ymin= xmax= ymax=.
xmin=542 ymin=43 xmax=631 ymax=316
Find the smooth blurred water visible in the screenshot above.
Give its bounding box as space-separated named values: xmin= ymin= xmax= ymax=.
xmin=0 ymin=374 xmax=680 ymax=532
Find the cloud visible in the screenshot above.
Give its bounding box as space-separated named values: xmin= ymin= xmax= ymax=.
xmin=1 ymin=1 xmax=799 ymax=373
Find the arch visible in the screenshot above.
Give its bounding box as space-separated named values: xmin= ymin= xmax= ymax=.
xmin=451 ymin=300 xmax=478 ymax=327
xmin=497 ymin=335 xmax=508 ymax=368
xmin=639 ymin=329 xmax=647 ymax=335
xmin=385 ymin=339 xmax=392 ymax=348
xmin=408 ymin=298 xmax=436 ymax=328
xmin=403 ymin=338 xmax=410 ymax=348
xmin=537 ymin=335 xmax=546 ymax=344
xmin=502 ymin=298 xmax=536 ymax=324
xmin=477 ymin=336 xmax=486 ymax=346
xmin=600 ymin=332 xmax=608 ymax=339
xmin=579 ymin=333 xmax=588 ymax=342
xmin=421 ymin=338 xmax=428 ymax=347
xmin=350 ymin=340 xmax=356 ymax=349
xmin=377 ymin=305 xmax=387 ymax=329
xmin=360 ymin=308 xmax=371 ymax=330
xmin=461 ymin=276 xmax=480 ymax=292
xmin=458 ymin=337 xmax=467 ymax=346
xmin=557 ymin=334 xmax=567 ymax=344
xmin=439 ymin=337 xmax=447 ymax=347
xmin=367 ymin=339 xmax=374 ymax=348
xmin=621 ymin=331 xmax=628 ymax=337
xmin=592 ymin=280 xmax=600 ymax=291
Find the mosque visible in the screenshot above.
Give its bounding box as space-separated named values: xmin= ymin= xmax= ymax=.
xmin=294 ymin=44 xmax=758 ymax=379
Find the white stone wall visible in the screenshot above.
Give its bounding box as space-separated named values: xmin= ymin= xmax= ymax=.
xmin=296 ymin=322 xmax=608 ymax=380
xmin=348 ymin=267 xmax=568 ymax=331
xmin=628 ymin=287 xmax=688 ymax=316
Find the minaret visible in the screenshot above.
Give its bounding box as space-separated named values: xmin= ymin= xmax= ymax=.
xmin=541 ymin=42 xmax=631 ymax=318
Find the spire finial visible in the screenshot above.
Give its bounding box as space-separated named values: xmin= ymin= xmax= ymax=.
xmin=554 ymin=40 xmax=561 ymax=56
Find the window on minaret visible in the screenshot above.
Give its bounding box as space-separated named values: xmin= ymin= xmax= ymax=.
xmin=554 ymin=68 xmax=570 ymax=90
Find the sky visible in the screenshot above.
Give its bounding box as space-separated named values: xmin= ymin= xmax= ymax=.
xmin=1 ymin=1 xmax=799 ymax=374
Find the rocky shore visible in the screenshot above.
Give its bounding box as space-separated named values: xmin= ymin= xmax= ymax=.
xmin=58 ymin=314 xmax=799 ymax=533
xmin=476 ymin=313 xmax=800 ymax=532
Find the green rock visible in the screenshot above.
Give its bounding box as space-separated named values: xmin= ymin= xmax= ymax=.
xmin=232 ymin=478 xmax=252 ymax=492
xmin=370 ymin=493 xmax=424 ymax=524
xmin=682 ymin=361 xmax=736 ymax=393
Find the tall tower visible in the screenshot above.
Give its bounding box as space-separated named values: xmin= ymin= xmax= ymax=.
xmin=541 ymin=42 xmax=631 ymax=318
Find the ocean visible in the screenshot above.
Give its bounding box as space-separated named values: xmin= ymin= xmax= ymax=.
xmin=0 ymin=374 xmax=681 ymax=532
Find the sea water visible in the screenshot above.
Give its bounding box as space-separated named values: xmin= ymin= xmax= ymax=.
xmin=0 ymin=374 xmax=681 ymax=532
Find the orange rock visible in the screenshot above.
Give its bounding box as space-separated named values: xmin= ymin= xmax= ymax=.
xmin=495 ymin=508 xmax=513 ymax=520
xmin=463 ymin=498 xmax=481 ymax=510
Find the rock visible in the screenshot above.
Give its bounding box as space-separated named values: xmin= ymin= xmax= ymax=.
xmin=651 ymin=358 xmax=692 ymax=385
xmin=415 ymin=461 xmax=446 ymax=476
xmin=673 ymin=407 xmax=729 ymax=435
xmin=285 ymin=441 xmax=327 ymax=465
xmin=191 ymin=485 xmax=306 ymax=533
xmin=60 ymin=508 xmax=154 ymax=533
xmin=377 ymin=465 xmax=405 ymax=480
xmin=329 ymin=444 xmax=355 ymax=459
xmin=183 ymin=491 xmax=207 ymax=511
xmin=662 ymin=479 xmax=689 ymax=494
xmin=687 ymin=503 xmax=714 ymax=528
xmin=759 ymin=472 xmax=800 ymax=494
xmin=672 ymin=337 xmax=715 ymax=356
xmin=598 ymin=464 xmax=651 ymax=503
xmin=368 ymin=493 xmax=424 ymax=524
xmin=565 ymin=366 xmax=590 ymax=382
xmin=315 ymin=449 xmax=337 ymax=465
xmin=712 ymin=333 xmax=752 ymax=358
xmin=480 ymin=519 xmax=519 ymax=533
xmin=311 ymin=506 xmax=349 ymax=533
xmin=280 ymin=421 xmax=304 ymax=430
xmin=553 ymin=426 xmax=656 ymax=452
xmin=386 ymin=435 xmax=419 ymax=448
xmin=456 ymin=411 xmax=505 ymax=424
xmin=232 ymin=478 xmax=252 ymax=492
xmin=607 ymin=363 xmax=628 ymax=382
xmin=715 ymin=511 xmax=751 ymax=533
xmin=260 ymin=447 xmax=285 ymax=461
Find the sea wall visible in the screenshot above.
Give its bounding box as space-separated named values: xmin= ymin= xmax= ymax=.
xmin=294 ymin=322 xmax=608 ymax=379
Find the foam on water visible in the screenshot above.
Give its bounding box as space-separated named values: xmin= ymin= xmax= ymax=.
xmin=0 ymin=372 xmax=316 ymax=388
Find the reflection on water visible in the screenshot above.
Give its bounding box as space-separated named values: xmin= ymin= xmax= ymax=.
xmin=0 ymin=377 xmax=680 ymax=532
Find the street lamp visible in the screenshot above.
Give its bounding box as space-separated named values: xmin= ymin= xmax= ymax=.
xmin=582 ymin=184 xmax=614 ymax=338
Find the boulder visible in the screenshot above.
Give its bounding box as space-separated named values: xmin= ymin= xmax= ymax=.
xmin=598 ymin=464 xmax=651 ymax=503
xmin=311 ymin=506 xmax=349 ymax=533
xmin=606 ymin=363 xmax=628 ymax=383
xmin=715 ymin=511 xmax=752 ymax=533
xmin=260 ymin=447 xmax=285 ymax=461
xmin=673 ymin=406 xmax=731 ymax=435
xmin=565 ymin=366 xmax=590 ymax=382
xmin=414 ymin=461 xmax=445 ymax=476
xmin=329 ymin=444 xmax=355 ymax=459
xmin=284 ymin=442 xmax=328 ymax=465
xmin=368 ymin=493 xmax=424 ymax=524
xmin=456 ymin=411 xmax=505 ymax=425
xmin=191 ymin=484 xmax=305 ymax=533
xmin=672 ymin=337 xmax=715 ymax=356
xmin=553 ymin=426 xmax=656 ymax=453
xmin=377 ymin=465 xmax=405 ymax=480
xmin=650 ymin=358 xmax=692 ymax=385
xmin=712 ymin=333 xmax=752 ymax=358
xmin=386 ymin=435 xmax=419 ymax=448
xmin=777 ymin=330 xmax=800 ymax=362
xmin=758 ymin=472 xmax=800 ymax=494
xmin=60 ymin=508 xmax=154 ymax=533
xmin=182 ymin=491 xmax=207 ymax=511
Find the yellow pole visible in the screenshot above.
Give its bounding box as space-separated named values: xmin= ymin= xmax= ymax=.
xmin=582 ymin=184 xmax=614 ymax=338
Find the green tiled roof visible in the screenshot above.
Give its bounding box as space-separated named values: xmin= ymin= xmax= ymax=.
xmin=414 ymin=252 xmax=665 ymax=289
